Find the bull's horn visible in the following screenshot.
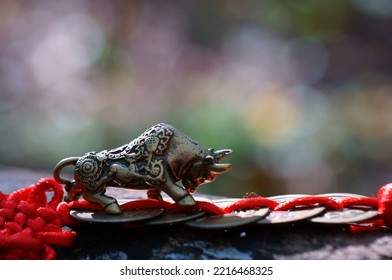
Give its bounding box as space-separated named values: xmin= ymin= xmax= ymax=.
xmin=209 ymin=162 xmax=232 ymax=174
xmin=213 ymin=149 xmax=233 ymax=160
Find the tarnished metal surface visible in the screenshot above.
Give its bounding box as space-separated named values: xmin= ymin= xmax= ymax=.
xmin=257 ymin=195 xmax=325 ymax=224
xmin=186 ymin=199 xmax=269 ymax=229
xmin=258 ymin=207 xmax=326 ymax=224
xmin=53 ymin=123 xmax=232 ymax=214
xmin=310 ymin=193 xmax=379 ymax=224
xmin=70 ymin=208 xmax=164 ymax=223
xmin=310 ymin=208 xmax=379 ymax=224
xmin=145 ymin=211 xmax=206 ymax=226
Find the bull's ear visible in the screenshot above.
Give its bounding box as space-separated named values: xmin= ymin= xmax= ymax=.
xmin=204 ymin=155 xmax=214 ymax=165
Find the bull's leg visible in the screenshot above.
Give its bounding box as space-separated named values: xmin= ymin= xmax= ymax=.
xmin=147 ymin=188 xmax=163 ymax=200
xmin=83 ymin=191 xmax=122 ymax=214
xmin=160 ymin=179 xmax=196 ymax=206
xmin=176 ymin=193 xmax=196 ymax=206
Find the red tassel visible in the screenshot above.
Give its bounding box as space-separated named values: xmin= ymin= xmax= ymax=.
xmin=378 ymin=183 xmax=392 ymax=229
xmin=36 ymin=231 xmax=77 ymax=247
xmin=1 ymin=178 xmax=76 ymax=260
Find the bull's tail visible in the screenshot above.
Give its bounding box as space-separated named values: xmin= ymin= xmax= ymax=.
xmin=53 ymin=157 xmax=81 ymax=201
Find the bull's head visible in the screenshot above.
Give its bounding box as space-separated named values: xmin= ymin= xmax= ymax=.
xmin=182 ymin=149 xmax=232 ymax=193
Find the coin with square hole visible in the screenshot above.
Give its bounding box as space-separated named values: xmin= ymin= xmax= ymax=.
xmin=145 ymin=197 xmax=211 ymax=225
xmin=316 ymin=193 xmax=365 ymax=199
xmin=258 ymin=207 xmax=325 ymax=224
xmin=258 ymin=195 xmax=325 ymax=224
xmin=310 ymin=208 xmax=378 ymax=224
xmin=145 ymin=211 xmax=206 ymax=225
xmin=311 ymin=193 xmax=378 ymax=224
xmin=70 ymin=208 xmax=164 ymax=223
xmin=185 ymin=199 xmax=269 ymax=229
xmin=267 ymin=194 xmax=307 ymax=203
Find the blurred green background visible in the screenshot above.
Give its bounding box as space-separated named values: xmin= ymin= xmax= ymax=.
xmin=1 ymin=0 xmax=392 ymax=198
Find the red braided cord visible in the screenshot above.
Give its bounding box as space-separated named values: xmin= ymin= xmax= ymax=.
xmin=274 ymin=196 xmax=343 ymax=211
xmin=0 ymin=178 xmax=76 ymax=260
xmin=57 ymin=198 xmax=227 ymax=225
xmin=223 ymin=197 xmax=279 ymax=213
xmin=59 ymin=187 xmax=392 ymax=232
xmin=349 ymin=219 xmax=389 ymax=233
xmin=3 ymin=178 xmax=392 ymax=259
xmin=342 ymin=185 xmax=392 ymax=232
xmin=377 ymin=183 xmax=392 ymax=229
xmin=168 ymin=201 xmax=226 ymax=215
xmin=339 ymin=197 xmax=379 ymax=208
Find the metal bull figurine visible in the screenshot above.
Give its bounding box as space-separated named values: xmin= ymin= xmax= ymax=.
xmin=53 ymin=123 xmax=232 ymax=214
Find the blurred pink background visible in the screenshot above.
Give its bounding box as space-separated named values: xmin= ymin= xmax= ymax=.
xmin=1 ymin=0 xmax=392 ymax=198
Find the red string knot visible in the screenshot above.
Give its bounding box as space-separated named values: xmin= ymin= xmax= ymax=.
xmin=1 ymin=178 xmax=76 ymax=260
xmin=378 ymin=183 xmax=392 ymax=229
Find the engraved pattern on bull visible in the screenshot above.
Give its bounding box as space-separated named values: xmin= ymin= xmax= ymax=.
xmin=53 ymin=123 xmax=232 ymax=214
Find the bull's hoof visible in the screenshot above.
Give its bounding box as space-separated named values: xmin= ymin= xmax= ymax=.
xmin=104 ymin=202 xmax=122 ymax=215
xmin=176 ymin=195 xmax=196 ymax=206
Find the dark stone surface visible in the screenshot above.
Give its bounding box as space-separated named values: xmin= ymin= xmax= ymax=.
xmin=1 ymin=167 xmax=392 ymax=260
xmin=55 ymin=222 xmax=392 ymax=260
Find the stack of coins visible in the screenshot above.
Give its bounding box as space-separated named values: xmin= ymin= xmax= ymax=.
xmin=69 ymin=193 xmax=380 ymax=229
